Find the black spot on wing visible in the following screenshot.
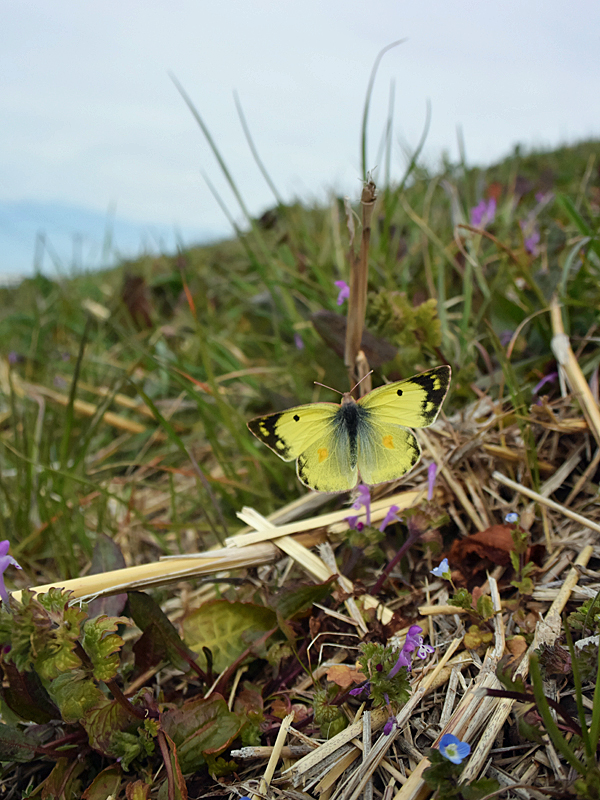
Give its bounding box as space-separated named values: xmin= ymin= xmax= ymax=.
xmin=410 ymin=366 xmax=451 ymax=424
xmin=248 ymin=412 xmax=292 ymax=459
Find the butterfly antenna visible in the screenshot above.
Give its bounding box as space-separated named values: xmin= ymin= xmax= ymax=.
xmin=350 ymin=370 xmax=374 ymax=394
xmin=314 ymin=381 xmax=342 ymax=396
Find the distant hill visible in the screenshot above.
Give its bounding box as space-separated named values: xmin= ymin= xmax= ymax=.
xmin=0 ymin=199 xmax=221 ymax=279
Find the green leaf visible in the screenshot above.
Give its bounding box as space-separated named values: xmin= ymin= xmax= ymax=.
xmin=0 ymin=722 xmax=49 ymax=762
xmin=82 ymin=696 xmax=143 ymax=757
xmin=32 ymin=595 xmax=88 ymax=681
xmin=161 ymin=694 xmax=243 ymax=774
xmin=476 ymin=595 xmax=495 ymax=622
xmin=449 ymin=588 xmax=473 ymax=610
xmin=47 ymin=670 xmax=105 ymax=723
xmin=0 ymin=589 xmax=86 ymax=677
xmin=461 ymin=778 xmax=501 ymax=799
xmin=80 ymin=765 xmax=122 ymax=800
xmin=509 ymin=550 xmax=520 ymax=572
xmin=182 ymin=600 xmax=277 ymax=673
xmin=557 ymin=193 xmax=600 ymax=257
xmin=111 ymin=728 xmax=155 ymax=772
xmin=81 ymin=615 xmax=127 ymax=682
xmin=40 ymin=757 xmax=86 ymax=800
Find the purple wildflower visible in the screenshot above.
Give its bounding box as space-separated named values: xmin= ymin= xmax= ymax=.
xmin=439 ymin=733 xmax=471 ymax=764
xmin=383 ymin=716 xmax=395 ymax=735
xmin=388 ymin=625 xmax=431 ymax=678
xmin=470 ymin=198 xmax=496 ymax=228
xmin=335 ymin=280 xmax=350 ymax=305
xmin=0 ymin=540 xmax=22 ymax=604
xmin=532 ymin=371 xmax=557 ymax=395
xmin=379 ymin=505 xmax=401 ymax=532
xmin=387 ymin=648 xmax=412 ymax=679
xmin=8 ymin=352 xmax=18 ymax=365
xmin=349 ymin=681 xmax=371 ymax=697
xmin=427 ymin=463 xmax=437 ymax=501
xmin=524 ymin=229 xmax=540 ymax=255
xmin=403 ymin=625 xmax=424 ymax=655
xmin=294 ymin=333 xmax=304 ymax=350
xmin=535 ymin=191 xmax=554 ymax=206
xmin=431 ymin=558 xmax=451 ymax=580
xmin=345 ymin=515 xmax=364 ymax=531
xmin=345 ymin=484 xmax=371 ymax=527
xmin=417 ymin=641 xmax=435 ymax=659
xmin=519 ymin=219 xmax=540 ymax=255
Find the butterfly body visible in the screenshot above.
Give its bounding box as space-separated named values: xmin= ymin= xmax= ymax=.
xmin=248 ymin=365 xmax=450 ymax=493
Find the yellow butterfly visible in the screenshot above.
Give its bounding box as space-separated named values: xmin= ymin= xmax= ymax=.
xmin=248 ymin=365 xmax=451 ymax=493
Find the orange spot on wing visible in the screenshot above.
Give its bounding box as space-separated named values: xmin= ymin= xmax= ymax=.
xmin=382 ymin=435 xmax=394 ymax=449
xmin=318 ymin=447 xmax=329 ymax=463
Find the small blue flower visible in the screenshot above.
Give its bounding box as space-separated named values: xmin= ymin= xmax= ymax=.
xmin=504 ymin=512 xmax=519 ymax=525
xmin=431 ymin=558 xmax=451 ymax=580
xmin=294 ymin=333 xmax=304 ymax=350
xmin=0 ymin=540 xmax=22 ymax=604
xmin=439 ymin=733 xmax=470 ymax=764
xmin=334 ymin=280 xmax=350 ymax=305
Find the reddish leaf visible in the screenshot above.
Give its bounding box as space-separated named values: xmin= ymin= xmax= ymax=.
xmin=128 ymin=591 xmax=197 ymax=674
xmin=82 ymin=698 xmax=139 ymax=757
xmin=449 ymin=525 xmax=515 ymax=568
xmin=162 ymin=694 xmax=242 ymax=774
xmin=160 ymin=733 xmax=188 ymax=799
xmin=87 ymin=534 xmax=127 ymax=619
xmin=233 ymin=682 xmax=264 ymax=718
xmin=0 ymin=660 xmax=59 ymax=723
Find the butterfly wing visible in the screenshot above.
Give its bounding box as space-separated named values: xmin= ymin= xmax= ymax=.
xmin=248 ymin=403 xmax=358 ymax=492
xmin=358 ymin=366 xmax=451 ymax=428
xmin=355 ymin=366 xmax=450 ymax=485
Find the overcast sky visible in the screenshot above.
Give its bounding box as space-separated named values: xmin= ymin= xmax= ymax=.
xmin=1 ymin=1 xmax=599 ymax=275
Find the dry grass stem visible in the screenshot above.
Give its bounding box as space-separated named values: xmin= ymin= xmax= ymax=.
xmin=493 ymin=471 xmax=600 ymax=535
xmin=550 ymin=295 xmax=600 ymax=447
xmin=345 ymin=179 xmax=377 ymax=392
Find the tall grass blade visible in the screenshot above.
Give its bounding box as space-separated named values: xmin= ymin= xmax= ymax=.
xmin=360 ymin=40 xmax=406 ymax=182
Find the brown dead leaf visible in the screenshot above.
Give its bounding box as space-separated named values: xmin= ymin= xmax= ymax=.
xmin=270 ymin=698 xmax=291 ymax=719
xmin=506 ymin=635 xmax=528 ymax=661
xmin=326 ymin=664 xmax=366 ymax=689
xmin=449 ymin=525 xmax=514 ymax=568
